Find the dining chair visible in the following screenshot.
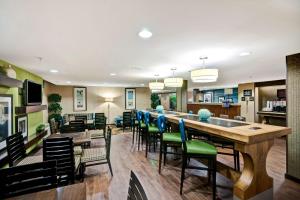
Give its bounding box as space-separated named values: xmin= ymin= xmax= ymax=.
xmin=0 ymin=160 xmax=57 ymax=199
xmin=91 ymin=113 xmax=107 ymax=139
xmin=6 ymin=132 xmax=27 ymax=167
xmin=43 ymin=137 xmax=80 ymax=186
xmin=157 ymin=114 xmax=182 ymax=174
xmin=123 ymin=111 xmax=132 ymax=132
xmin=75 ymin=115 xmax=87 ymax=123
xmin=80 ymin=127 xmax=113 ymax=177
xmin=144 ymin=111 xmax=160 ymax=157
xmin=211 ymin=114 xmax=240 ymax=171
xmin=179 ymin=119 xmax=217 ymax=199
xmin=131 ymin=110 xmax=139 ymax=144
xmin=137 ymin=111 xmax=147 ymax=151
xmin=61 ymin=120 xmax=86 ymax=133
xmin=127 ymin=170 xmax=148 ymax=200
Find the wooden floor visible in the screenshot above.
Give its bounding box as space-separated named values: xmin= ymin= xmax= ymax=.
xmin=65 ymin=129 xmax=300 ymax=199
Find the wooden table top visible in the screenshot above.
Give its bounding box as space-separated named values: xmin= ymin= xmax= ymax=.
xmin=147 ymin=111 xmax=291 ymax=144
xmin=8 ymin=182 xmax=86 ymax=200
xmin=48 ymin=131 xmax=91 ymax=145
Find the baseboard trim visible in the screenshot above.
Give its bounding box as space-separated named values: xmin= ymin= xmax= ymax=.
xmin=285 ymin=173 xmax=300 ymax=183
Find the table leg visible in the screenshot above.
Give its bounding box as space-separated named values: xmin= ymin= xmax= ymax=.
xmin=234 ymin=139 xmax=274 ymax=200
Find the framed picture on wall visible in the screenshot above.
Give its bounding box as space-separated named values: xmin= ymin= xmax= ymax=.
xmin=243 ymin=89 xmax=252 ymax=97
xmin=73 ymin=87 xmax=87 ymax=111
xmin=204 ymin=92 xmax=213 ymax=103
xmin=218 ymin=96 xmax=225 ymax=103
xmin=0 ymin=94 xmax=13 ymax=152
xmin=125 ymin=88 xmax=136 ymax=110
xmin=15 ymin=114 xmax=28 ymax=140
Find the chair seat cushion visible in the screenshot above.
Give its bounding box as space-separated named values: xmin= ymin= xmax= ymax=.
xmin=74 ymin=146 xmax=83 ymax=155
xmin=186 ymin=140 xmax=217 ymax=155
xmin=148 ymin=125 xmax=159 ymax=133
xmin=90 ymin=130 xmax=105 ymax=139
xmin=81 ymin=148 xmax=106 ymax=163
xmin=163 ymin=132 xmax=181 ymax=142
xmin=17 ymin=155 xmax=43 ymax=166
xmin=140 ymin=123 xmax=146 ymax=128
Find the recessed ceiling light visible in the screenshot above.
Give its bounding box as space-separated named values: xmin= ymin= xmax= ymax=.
xmin=66 ymin=81 xmax=71 ymax=84
xmin=50 ymin=69 xmax=58 ymax=73
xmin=138 ymin=29 xmax=152 ymax=39
xmin=239 ymin=52 xmax=251 ymax=56
xmin=110 ymin=73 xmax=116 ymax=76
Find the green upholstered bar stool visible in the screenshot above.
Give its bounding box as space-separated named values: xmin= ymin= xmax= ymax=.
xmin=144 ymin=111 xmax=160 ymax=158
xmin=179 ymin=119 xmax=218 ymax=200
xmin=157 ymin=114 xmax=182 ymax=174
xmin=137 ymin=111 xmax=147 ymax=151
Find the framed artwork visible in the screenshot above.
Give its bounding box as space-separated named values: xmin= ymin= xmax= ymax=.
xmin=218 ymin=96 xmax=225 ymax=103
xmin=73 ymin=87 xmax=87 ymax=111
xmin=125 ymin=88 xmax=136 ymax=110
xmin=243 ymin=89 xmax=252 ymax=97
xmin=15 ymin=114 xmax=28 ymax=140
xmin=0 ymin=94 xmax=13 ymax=152
xmin=204 ymin=92 xmax=213 ymax=103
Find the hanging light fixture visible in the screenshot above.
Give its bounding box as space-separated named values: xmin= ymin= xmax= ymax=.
xmin=164 ymin=68 xmax=183 ymax=87
xmin=191 ymin=57 xmax=219 ymax=83
xmin=149 ymin=74 xmax=164 ymax=90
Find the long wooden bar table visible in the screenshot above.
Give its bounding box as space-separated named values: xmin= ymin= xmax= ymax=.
xmin=147 ymin=110 xmax=291 ymax=200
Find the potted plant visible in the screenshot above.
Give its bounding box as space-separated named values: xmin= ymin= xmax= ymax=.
xmin=48 ymin=93 xmax=62 ymax=125
xmin=36 ymin=124 xmax=46 ymax=133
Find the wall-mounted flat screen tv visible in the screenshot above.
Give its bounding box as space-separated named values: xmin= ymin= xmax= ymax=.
xmin=24 ymin=79 xmax=42 ymax=105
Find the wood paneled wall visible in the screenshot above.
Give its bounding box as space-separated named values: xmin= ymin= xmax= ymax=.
xmin=286 ymin=53 xmax=300 ymax=181
xmin=187 ymin=103 xmax=241 ymax=119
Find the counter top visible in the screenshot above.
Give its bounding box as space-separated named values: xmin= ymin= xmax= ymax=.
xmin=188 ymin=102 xmax=241 ymax=106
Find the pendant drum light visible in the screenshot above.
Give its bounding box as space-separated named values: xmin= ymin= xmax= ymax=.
xmin=149 ymin=74 xmax=164 ymax=90
xmin=164 ymin=68 xmax=183 ymax=87
xmin=191 ymin=57 xmax=218 ymax=83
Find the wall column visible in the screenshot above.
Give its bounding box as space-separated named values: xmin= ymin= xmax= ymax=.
xmin=176 ymin=80 xmax=187 ymax=112
xmin=286 ymin=53 xmax=300 ymax=181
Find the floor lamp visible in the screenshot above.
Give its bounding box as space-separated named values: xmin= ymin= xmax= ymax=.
xmin=105 ymin=97 xmax=114 ymax=124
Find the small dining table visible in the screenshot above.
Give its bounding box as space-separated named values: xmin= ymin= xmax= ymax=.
xmin=7 ymin=182 xmax=86 ymax=200
xmin=48 ymin=131 xmax=91 ymax=146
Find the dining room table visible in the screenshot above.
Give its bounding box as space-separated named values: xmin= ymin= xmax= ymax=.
xmin=146 ymin=110 xmax=291 ymax=200
xmin=7 ymin=182 xmax=86 ymax=200
xmin=48 ymin=131 xmax=91 ymax=146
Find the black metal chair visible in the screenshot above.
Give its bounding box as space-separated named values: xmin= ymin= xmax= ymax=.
xmin=211 ymin=115 xmax=240 ymax=171
xmin=0 ymin=160 xmax=57 ymax=199
xmin=43 ymin=137 xmax=78 ymax=186
xmin=127 ymin=170 xmax=148 ymax=200
xmin=81 ymin=127 xmax=113 ymax=176
xmin=6 ymin=132 xmax=27 ymax=167
xmin=123 ymin=111 xmax=132 ymax=132
xmin=179 ymin=119 xmax=217 ymax=199
xmin=60 ymin=120 xmax=86 ymax=133
xmin=75 ymin=115 xmax=87 ymax=123
xmin=91 ymin=113 xmax=107 ymax=140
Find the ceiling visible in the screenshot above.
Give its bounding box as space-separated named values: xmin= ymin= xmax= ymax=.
xmin=0 ymin=0 xmax=299 ymax=89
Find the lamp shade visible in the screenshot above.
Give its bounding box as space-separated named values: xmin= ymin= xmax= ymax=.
xmin=164 ymin=77 xmax=183 ymax=87
xmin=105 ymin=97 xmax=114 ymax=102
xmin=191 ymin=69 xmax=218 ymax=83
xmin=149 ymin=81 xmax=164 ymax=90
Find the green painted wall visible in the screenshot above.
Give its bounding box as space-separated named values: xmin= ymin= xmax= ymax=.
xmin=0 ymin=59 xmax=44 ymax=138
